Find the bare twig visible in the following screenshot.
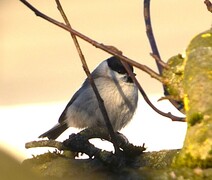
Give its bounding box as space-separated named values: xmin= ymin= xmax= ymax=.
xmin=55 ymin=0 xmax=120 ymax=154
xmin=20 ymin=0 xmax=185 ymax=122
xmin=150 ymin=53 xmax=169 ymax=70
xmin=143 ymin=0 xmax=168 ymax=95
xmin=121 ymin=61 xmax=185 ymax=122
xmin=143 ymin=0 xmax=164 ymax=75
xmin=144 ymin=0 xmax=185 ymax=113
xmin=20 ymin=0 xmax=184 ymax=124
xmin=204 ymin=0 xmax=212 ymax=13
xmin=20 ymin=0 xmax=164 ymax=83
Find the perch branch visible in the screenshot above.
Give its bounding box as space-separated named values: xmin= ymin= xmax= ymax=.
xmin=26 ymin=128 xmax=146 ymax=167
xmin=20 ymin=0 xmax=164 ymax=83
xmin=25 ymin=140 xmax=68 ymax=150
xmin=204 ymin=0 xmax=212 ymax=13
xmin=63 ymin=132 xmax=145 ymax=168
xmin=78 ymin=128 xmax=146 ymax=157
xmin=55 ymin=0 xmax=120 ymax=155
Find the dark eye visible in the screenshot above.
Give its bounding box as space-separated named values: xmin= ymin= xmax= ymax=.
xmin=117 ymin=69 xmax=125 ymax=74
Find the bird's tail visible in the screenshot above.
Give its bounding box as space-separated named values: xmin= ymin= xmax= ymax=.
xmin=38 ymin=123 xmax=68 ymax=140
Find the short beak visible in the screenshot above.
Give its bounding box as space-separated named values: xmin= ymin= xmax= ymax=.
xmin=126 ymin=73 xmax=136 ymax=83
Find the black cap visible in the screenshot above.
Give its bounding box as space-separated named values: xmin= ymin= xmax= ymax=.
xmin=107 ymin=56 xmax=134 ymax=74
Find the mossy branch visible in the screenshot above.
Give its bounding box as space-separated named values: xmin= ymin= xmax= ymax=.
xmin=25 ymin=140 xmax=67 ymax=150
xmin=25 ymin=128 xmax=146 ymax=168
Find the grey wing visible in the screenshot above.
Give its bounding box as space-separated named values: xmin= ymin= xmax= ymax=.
xmin=38 ymin=79 xmax=91 ymax=139
xmin=58 ymin=79 xmax=90 ymax=123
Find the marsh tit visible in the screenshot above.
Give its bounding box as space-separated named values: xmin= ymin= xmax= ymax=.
xmin=39 ymin=56 xmax=138 ymax=140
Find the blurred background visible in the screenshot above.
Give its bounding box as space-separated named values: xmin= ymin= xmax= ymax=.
xmin=0 ymin=0 xmax=211 ymax=161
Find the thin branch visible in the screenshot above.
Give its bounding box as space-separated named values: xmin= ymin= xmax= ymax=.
xmin=120 ymin=61 xmax=185 ymax=122
xmin=144 ymin=0 xmax=185 ymax=113
xmin=20 ymin=0 xmax=184 ymax=124
xmin=20 ymin=0 xmax=185 ymax=122
xmin=143 ymin=0 xmax=164 ymax=75
xmin=150 ymin=53 xmax=169 ymax=70
xmin=204 ymin=0 xmax=212 ymax=13
xmin=143 ymin=0 xmax=168 ymax=95
xmin=54 ymin=0 xmax=120 ymax=154
xmin=20 ymin=0 xmax=164 ymax=83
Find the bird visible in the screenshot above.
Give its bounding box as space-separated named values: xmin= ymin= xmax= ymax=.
xmin=39 ymin=56 xmax=138 ymax=140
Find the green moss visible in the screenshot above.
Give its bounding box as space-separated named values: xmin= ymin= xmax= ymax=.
xmin=188 ymin=112 xmax=204 ymax=126
xmin=186 ymin=29 xmax=212 ymax=53
xmin=31 ymin=151 xmax=65 ymax=164
xmin=174 ymin=152 xmax=212 ymax=169
xmin=173 ymin=28 xmax=212 ymax=168
xmin=138 ymin=150 xmax=179 ymax=169
xmin=163 ymin=54 xmax=185 ymax=99
xmin=162 ymin=54 xmax=185 ymax=112
xmin=22 ymin=151 xmax=212 ymax=179
xmin=209 ymin=146 xmax=212 ymax=155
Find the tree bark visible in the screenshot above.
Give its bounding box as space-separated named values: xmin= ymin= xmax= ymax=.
xmin=173 ymin=29 xmax=212 ymax=168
